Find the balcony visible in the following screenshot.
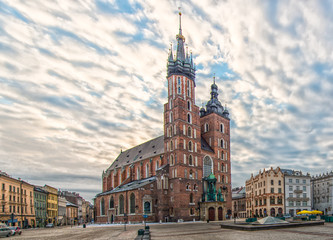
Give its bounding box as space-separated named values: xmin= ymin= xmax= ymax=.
xmin=294 ymin=190 xmax=303 ymax=194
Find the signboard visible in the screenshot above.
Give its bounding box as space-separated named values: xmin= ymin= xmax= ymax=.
xmin=8 ymin=219 xmax=18 ymax=223
xmin=143 ymin=215 xmax=148 ymax=218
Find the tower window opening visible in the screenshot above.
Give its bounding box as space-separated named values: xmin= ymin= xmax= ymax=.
xmin=205 ymin=123 xmax=209 ymax=132
xmin=177 ymin=77 xmax=181 ymax=94
xmin=187 ymin=126 xmax=192 ymax=137
xmin=187 ymin=113 xmax=191 ymax=123
xmin=220 ymin=139 xmax=224 ymax=148
xmin=189 ymin=155 xmax=193 ymax=166
xmin=188 ymin=141 xmax=192 ymax=152
xmin=187 ymin=101 xmax=191 ymax=111
xmin=220 ymin=123 xmax=224 ymax=133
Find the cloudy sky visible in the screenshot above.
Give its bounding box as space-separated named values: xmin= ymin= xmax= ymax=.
xmin=0 ymin=0 xmax=332 ymax=202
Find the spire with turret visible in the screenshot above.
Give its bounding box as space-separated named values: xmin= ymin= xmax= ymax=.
xmin=200 ymin=75 xmax=230 ymax=118
xmin=167 ymin=11 xmax=196 ymax=81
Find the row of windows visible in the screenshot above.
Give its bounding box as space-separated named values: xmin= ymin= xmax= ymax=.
xmin=288 ymin=178 xmax=307 ymax=184
xmin=247 ymin=196 xmax=283 ymax=207
xmin=100 ymin=194 xmax=151 ymax=216
xmin=1 ymin=205 xmax=30 ymax=214
xmin=288 ymin=201 xmax=308 ymax=206
xmin=168 ymin=98 xmax=192 ymax=112
xmin=1 ymin=184 xmax=29 ymax=195
xmin=288 ymin=185 xmax=307 ymax=191
xmin=315 ymin=188 xmax=330 ymax=194
xmin=167 ymin=139 xmax=198 ymax=153
xmin=108 ymin=159 xmax=161 ymax=188
xmin=2 ymin=193 xmax=27 ymax=203
xmin=313 ymin=196 xmax=330 ymax=203
xmin=166 ymin=125 xmax=198 ymax=139
xmin=169 ymin=111 xmax=192 ymax=124
xmin=288 ymin=193 xmax=307 ymax=198
xmin=34 ymin=194 xmax=47 ymax=200
xmin=204 ymin=123 xmax=225 ymax=134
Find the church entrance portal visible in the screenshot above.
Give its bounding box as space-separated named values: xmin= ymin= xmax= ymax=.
xmin=209 ymin=207 xmax=215 ymax=221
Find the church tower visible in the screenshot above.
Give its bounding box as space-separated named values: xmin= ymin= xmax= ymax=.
xmin=163 ymin=11 xmax=202 ymax=220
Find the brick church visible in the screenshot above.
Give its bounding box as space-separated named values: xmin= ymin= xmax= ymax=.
xmin=95 ymin=12 xmax=232 ymax=223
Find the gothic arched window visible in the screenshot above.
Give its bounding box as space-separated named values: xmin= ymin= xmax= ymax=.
xmin=100 ymin=197 xmax=105 ymax=216
xmin=109 ymin=196 xmax=114 ymax=209
xmin=203 ymin=156 xmax=213 ymax=177
xmin=130 ymin=193 xmax=135 ymax=214
xmin=187 ymin=100 xmax=191 ymax=110
xmin=119 ymin=195 xmax=124 ymax=214
xmin=190 ymin=193 xmax=194 ymax=203
xmin=169 ymin=111 xmax=173 ymax=123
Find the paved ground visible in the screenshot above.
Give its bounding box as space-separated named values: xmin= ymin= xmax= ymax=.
xmin=6 ymin=221 xmax=333 ymax=240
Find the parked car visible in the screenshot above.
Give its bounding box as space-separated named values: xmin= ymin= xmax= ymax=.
xmin=46 ymin=223 xmax=54 ymax=228
xmin=0 ymin=227 xmax=12 ymax=237
xmin=9 ymin=226 xmax=22 ymax=235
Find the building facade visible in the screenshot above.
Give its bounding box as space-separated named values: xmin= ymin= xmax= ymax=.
xmin=232 ymin=187 xmax=246 ymax=218
xmin=282 ymin=169 xmax=311 ymax=216
xmin=66 ymin=202 xmax=78 ymax=225
xmin=246 ymin=167 xmax=284 ymax=218
xmin=59 ymin=191 xmax=84 ymax=223
xmin=42 ymin=185 xmax=58 ymax=224
xmin=58 ymin=196 xmax=67 ymax=225
xmin=312 ymin=171 xmax=333 ymax=215
xmin=0 ymin=171 xmax=36 ymax=228
xmin=94 ymin=12 xmax=232 ymax=223
xmin=34 ymin=186 xmax=47 ymax=227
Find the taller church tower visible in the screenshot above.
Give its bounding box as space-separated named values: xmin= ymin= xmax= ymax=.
xmin=163 ymin=12 xmax=203 ymax=220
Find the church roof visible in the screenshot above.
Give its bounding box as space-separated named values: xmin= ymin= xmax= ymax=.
xmin=97 ymin=176 xmax=156 ymax=196
xmin=201 ymin=137 xmax=214 ymax=153
xmin=107 ymin=136 xmax=164 ymax=171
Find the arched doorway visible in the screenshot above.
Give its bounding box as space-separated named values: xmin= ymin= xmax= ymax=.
xmin=270 ymin=208 xmax=275 ymax=217
xmin=218 ymin=207 xmax=223 ymax=220
xmin=259 ymin=209 xmax=263 ymax=217
xmin=208 ymin=207 xmax=215 ymax=221
xmin=110 ymin=214 xmax=114 ymax=223
xmin=278 ymin=208 xmax=283 ymax=217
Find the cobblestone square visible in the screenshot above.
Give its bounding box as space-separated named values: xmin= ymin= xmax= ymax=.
xmin=9 ymin=221 xmax=333 ymax=240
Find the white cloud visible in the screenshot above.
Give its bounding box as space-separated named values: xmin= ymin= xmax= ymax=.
xmin=0 ymin=0 xmax=332 ymax=200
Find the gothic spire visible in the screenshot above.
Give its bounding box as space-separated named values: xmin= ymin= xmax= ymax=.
xmin=176 ymin=11 xmax=185 ymax=62
xmin=167 ymin=11 xmax=196 ymax=81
